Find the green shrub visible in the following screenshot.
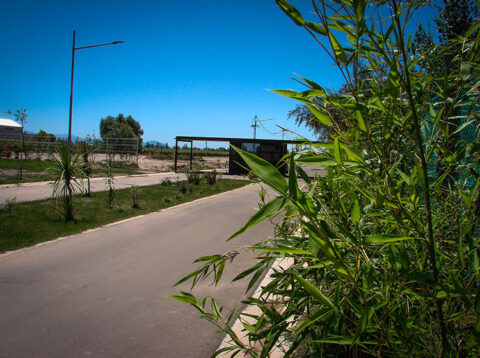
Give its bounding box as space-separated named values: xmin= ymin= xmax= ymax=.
xmin=178 ymin=181 xmax=188 ymax=194
xmin=173 ymin=1 xmax=480 ymax=357
xmin=204 ymin=169 xmax=218 ymax=185
xmin=186 ymin=171 xmax=201 ymax=185
xmin=161 ymin=178 xmax=171 ymax=186
xmin=130 ymin=185 xmax=140 ymax=208
xmin=0 ymin=197 xmax=16 ymax=217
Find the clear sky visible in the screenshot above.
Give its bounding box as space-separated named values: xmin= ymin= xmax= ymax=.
xmin=0 ymin=0 xmax=437 ymax=145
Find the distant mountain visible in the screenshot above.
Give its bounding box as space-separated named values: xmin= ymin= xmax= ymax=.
xmin=52 ymin=134 xmax=85 ymax=142
xmin=144 ymin=140 xmax=168 ymax=147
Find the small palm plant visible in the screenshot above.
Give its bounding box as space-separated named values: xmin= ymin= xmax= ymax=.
xmin=105 ymin=161 xmax=115 ymax=208
xmin=51 ymin=144 xmax=84 ymax=221
xmin=79 ymin=141 xmax=94 ymax=197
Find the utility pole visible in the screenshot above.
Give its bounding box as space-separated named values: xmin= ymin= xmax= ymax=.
xmin=68 ymin=30 xmax=123 ymax=147
xmin=251 ymin=115 xmax=259 ymax=139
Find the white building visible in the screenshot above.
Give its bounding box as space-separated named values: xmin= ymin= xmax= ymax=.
xmin=0 ymin=118 xmax=22 ymax=140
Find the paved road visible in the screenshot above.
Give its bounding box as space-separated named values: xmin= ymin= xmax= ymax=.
xmin=0 ymin=184 xmax=275 ymax=358
xmin=0 ymin=172 xmax=189 ymax=203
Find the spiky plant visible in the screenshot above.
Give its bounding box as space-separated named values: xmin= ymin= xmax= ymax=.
xmin=51 ymin=144 xmax=84 ymax=221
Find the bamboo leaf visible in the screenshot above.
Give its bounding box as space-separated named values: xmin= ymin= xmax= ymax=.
xmin=288 ymin=155 xmax=298 ymax=201
xmin=334 ymin=137 xmax=343 ymax=164
xmin=305 ymin=21 xmax=327 ymax=35
xmin=351 ymin=199 xmax=360 ymax=225
xmin=231 ymin=145 xmax=288 ymax=195
xmin=354 ymin=0 xmax=366 ymax=23
xmin=275 ymin=0 xmax=305 ymax=26
xmin=328 ymin=31 xmax=348 ymax=64
xmin=465 ymin=20 xmax=480 ymax=38
xmin=252 ymin=246 xmax=315 ymax=257
xmin=314 ymin=336 xmax=353 ymax=345
xmin=292 ymin=272 xmax=336 ymax=309
xmin=356 ymin=110 xmax=367 ymax=131
xmin=365 ymin=234 xmax=418 ymax=244
xmin=228 ymin=196 xmax=286 ymax=240
xmin=306 ymin=104 xmax=332 ymax=125
xmin=354 ymin=306 xmax=374 ymax=342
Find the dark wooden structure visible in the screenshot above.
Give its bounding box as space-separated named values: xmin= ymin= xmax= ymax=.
xmin=174 ymin=136 xmax=306 ymax=175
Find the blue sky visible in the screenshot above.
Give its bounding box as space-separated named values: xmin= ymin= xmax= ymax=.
xmin=0 ymin=1 xmax=437 ymax=145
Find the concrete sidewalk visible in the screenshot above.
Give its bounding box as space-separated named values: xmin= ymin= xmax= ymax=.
xmin=0 ymin=172 xmax=187 ymax=203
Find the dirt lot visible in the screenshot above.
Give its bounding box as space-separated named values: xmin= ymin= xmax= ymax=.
xmin=137 ymin=155 xmax=229 ymax=172
xmin=1 ymin=152 xmax=229 ymax=174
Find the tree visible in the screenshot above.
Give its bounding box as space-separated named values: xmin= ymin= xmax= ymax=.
xmin=6 ymin=108 xmax=27 ymax=179
xmin=37 ymin=129 xmax=56 ymax=142
xmin=100 ymin=113 xmax=144 ymax=146
xmin=413 ymin=0 xmax=480 ymax=187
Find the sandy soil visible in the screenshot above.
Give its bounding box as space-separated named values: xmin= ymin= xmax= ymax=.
xmin=1 ymin=152 xmax=229 ymax=174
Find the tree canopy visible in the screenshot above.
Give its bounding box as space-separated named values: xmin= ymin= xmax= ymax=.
xmin=99 ymin=114 xmax=144 ymax=146
xmin=288 ymin=0 xmax=479 ymax=142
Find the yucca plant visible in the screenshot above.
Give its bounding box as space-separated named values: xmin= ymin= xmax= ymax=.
xmin=105 ymin=161 xmax=115 ymax=208
xmin=78 ymin=140 xmax=95 ymax=197
xmin=173 ymin=1 xmax=480 ymax=357
xmin=51 ymin=144 xmax=84 ymax=221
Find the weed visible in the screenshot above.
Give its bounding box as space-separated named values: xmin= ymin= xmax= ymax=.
xmin=178 ymin=182 xmax=187 ymax=194
xmin=130 ymin=185 xmax=140 ymax=208
xmin=161 ymin=178 xmax=171 ymax=186
xmin=0 ymin=197 xmax=16 ymax=217
xmin=186 ymin=171 xmax=201 ymax=185
xmin=204 ymin=169 xmax=218 ymax=185
xmin=105 ymin=162 xmax=115 ymax=208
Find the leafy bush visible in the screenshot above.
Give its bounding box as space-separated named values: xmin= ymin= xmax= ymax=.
xmin=0 ymin=140 xmax=20 ymax=158
xmin=186 ymin=171 xmax=202 ymax=185
xmin=173 ymin=1 xmax=480 ymax=357
xmin=130 ymin=185 xmax=140 ymax=208
xmin=0 ymin=197 xmax=16 ymax=217
xmin=161 ymin=178 xmax=172 ymax=186
xmin=178 ymin=181 xmax=191 ymax=194
xmin=204 ymin=169 xmax=218 ymax=185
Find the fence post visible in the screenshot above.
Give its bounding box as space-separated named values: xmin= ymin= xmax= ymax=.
xmin=136 ymin=137 xmax=139 ymax=166
xmin=189 ymin=141 xmax=193 ymax=171
xmin=174 ymin=138 xmax=178 ymax=173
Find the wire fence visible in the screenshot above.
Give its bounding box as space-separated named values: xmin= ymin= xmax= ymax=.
xmin=0 ymin=134 xmax=140 ymax=165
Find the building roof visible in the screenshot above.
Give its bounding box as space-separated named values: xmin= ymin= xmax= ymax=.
xmin=0 ymin=118 xmax=22 ymax=128
xmin=175 ymin=135 xmax=314 ymax=145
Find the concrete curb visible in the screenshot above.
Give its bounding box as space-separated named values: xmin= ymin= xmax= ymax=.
xmin=216 ymin=258 xmax=295 ymax=357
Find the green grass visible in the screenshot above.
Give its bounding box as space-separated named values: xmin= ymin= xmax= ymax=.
xmin=0 ymin=179 xmax=249 ymax=253
xmin=0 ymin=158 xmax=143 ymax=185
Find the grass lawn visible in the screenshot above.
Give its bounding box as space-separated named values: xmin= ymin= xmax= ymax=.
xmin=0 ymin=179 xmax=249 ymax=253
xmin=0 ymin=158 xmax=143 ymax=185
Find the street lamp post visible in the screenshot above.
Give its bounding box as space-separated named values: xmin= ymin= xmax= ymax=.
xmin=68 ymin=30 xmax=123 ymax=145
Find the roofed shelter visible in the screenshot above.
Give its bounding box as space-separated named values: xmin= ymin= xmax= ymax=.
xmin=0 ymin=118 xmax=22 ymax=140
xmin=174 ymin=136 xmax=307 ymax=175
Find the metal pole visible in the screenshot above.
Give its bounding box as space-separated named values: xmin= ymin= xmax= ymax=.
xmin=189 ymin=141 xmax=193 ymax=171
xmin=18 ymin=125 xmax=24 ymax=179
xmin=136 ymin=137 xmax=139 ymax=166
xmin=174 ymin=138 xmax=178 ymax=173
xmin=252 ymin=115 xmax=258 ymax=139
xmin=68 ymin=30 xmax=76 ymax=147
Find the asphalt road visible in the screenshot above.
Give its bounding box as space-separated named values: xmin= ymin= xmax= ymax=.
xmin=0 ymin=184 xmax=275 ymax=358
xmin=0 ymin=172 xmax=188 ymax=203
